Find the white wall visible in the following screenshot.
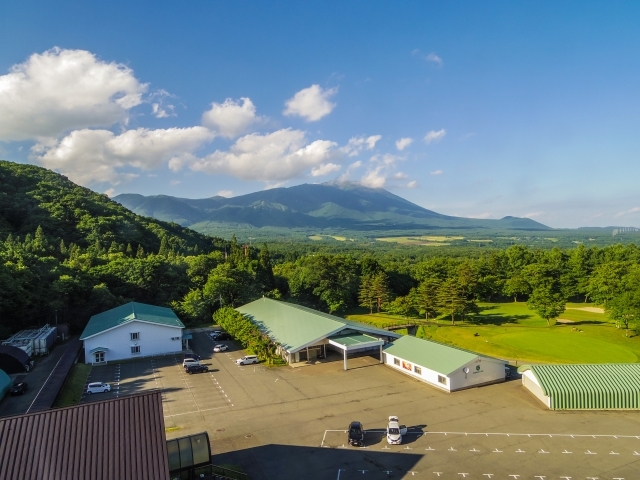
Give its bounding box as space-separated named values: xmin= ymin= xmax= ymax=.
xmin=384 ymin=353 xmax=451 ymax=392
xmin=522 ymin=369 xmax=551 ymax=408
xmin=83 ymin=320 xmax=183 ymax=364
xmin=384 ymin=353 xmax=506 ymax=392
xmin=447 ymin=357 xmax=506 ymax=391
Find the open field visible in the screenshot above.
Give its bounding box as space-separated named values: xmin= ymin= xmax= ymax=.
xmin=347 ymin=302 xmax=640 ymax=364
xmin=308 ymin=234 xmax=351 ymax=241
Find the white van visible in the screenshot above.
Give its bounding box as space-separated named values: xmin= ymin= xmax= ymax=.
xmin=235 ymin=355 xmax=259 ymax=366
xmin=87 ymin=382 xmax=111 ymax=394
xmin=183 ymin=358 xmax=201 ymax=368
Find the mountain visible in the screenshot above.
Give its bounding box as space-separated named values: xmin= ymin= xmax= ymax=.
xmin=114 ymin=182 xmax=551 ymax=233
xmin=0 ymin=160 xmax=217 ymax=253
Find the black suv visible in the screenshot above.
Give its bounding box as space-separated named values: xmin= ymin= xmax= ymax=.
xmin=186 ymin=364 xmax=209 ymax=374
xmin=348 ymin=421 xmax=365 ymax=447
xmin=10 ymin=382 xmax=28 ymax=396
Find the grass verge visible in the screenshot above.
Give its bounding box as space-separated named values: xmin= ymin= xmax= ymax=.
xmin=53 ymin=363 xmax=91 ymax=408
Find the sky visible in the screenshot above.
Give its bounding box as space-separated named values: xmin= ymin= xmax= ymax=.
xmin=1 ymin=1 xmax=639 ymax=228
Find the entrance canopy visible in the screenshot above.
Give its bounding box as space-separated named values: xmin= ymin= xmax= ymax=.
xmin=89 ymin=347 xmax=108 ymax=354
xmin=328 ymin=333 xmax=384 ymax=371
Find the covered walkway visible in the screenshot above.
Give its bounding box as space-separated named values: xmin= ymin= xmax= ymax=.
xmin=327 ymin=333 xmax=384 ymax=370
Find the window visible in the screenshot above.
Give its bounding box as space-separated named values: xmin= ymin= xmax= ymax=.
xmin=414 ymin=366 xmax=422 ymax=375
xmin=130 ymin=332 xmax=140 ymax=341
xmin=95 ymin=351 xmax=105 ymax=363
xmin=394 ymin=357 xmax=400 ymax=366
xmin=171 ymin=336 xmax=180 ymax=341
xmin=438 ymin=375 xmax=447 ymax=385
xmin=131 ymin=346 xmax=141 ymax=354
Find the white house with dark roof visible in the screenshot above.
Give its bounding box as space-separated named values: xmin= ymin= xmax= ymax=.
xmin=80 ymin=302 xmax=185 ymax=364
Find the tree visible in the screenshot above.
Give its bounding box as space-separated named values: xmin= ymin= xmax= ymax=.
xmin=437 ymin=277 xmax=476 ymax=325
xmin=524 ymin=263 xmax=567 ymax=326
xmin=358 ymin=275 xmax=376 ymax=314
xmin=203 ymin=263 xmax=256 ymax=308
xmin=411 ymin=278 xmax=440 ymax=320
xmin=385 ymin=295 xmax=417 ymax=318
xmin=606 ymin=267 xmax=640 ymax=336
xmin=503 ymin=275 xmax=530 ymax=302
xmin=371 ymin=272 xmax=392 ymax=313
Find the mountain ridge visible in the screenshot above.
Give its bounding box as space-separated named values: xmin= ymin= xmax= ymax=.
xmin=114 ymin=182 xmax=551 ymax=232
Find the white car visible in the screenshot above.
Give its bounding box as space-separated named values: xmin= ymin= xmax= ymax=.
xmin=87 ymin=382 xmax=111 ymax=394
xmin=213 ymin=344 xmax=228 ymax=352
xmin=386 ymin=416 xmax=407 ymax=445
xmin=183 ymin=358 xmax=201 ymax=368
xmin=235 ymin=355 xmax=259 ymax=365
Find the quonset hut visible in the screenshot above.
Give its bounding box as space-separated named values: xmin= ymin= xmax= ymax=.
xmin=519 ymin=363 xmax=640 ymax=410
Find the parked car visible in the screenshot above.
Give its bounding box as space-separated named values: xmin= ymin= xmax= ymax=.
xmin=348 ymin=421 xmax=365 ymax=447
xmin=183 ymin=358 xmax=201 ymax=368
xmin=10 ymin=381 xmax=28 ymax=396
xmin=209 ymin=331 xmax=221 ymax=339
xmin=87 ymin=382 xmax=111 ymax=394
xmin=213 ymin=344 xmax=228 ymax=352
xmin=505 ymin=366 xmax=512 ymax=379
xmin=186 ymin=364 xmax=209 ymax=374
xmin=184 ymin=353 xmax=201 ymax=361
xmin=235 ymin=355 xmax=259 ymax=366
xmin=386 ymin=416 xmax=407 ymax=445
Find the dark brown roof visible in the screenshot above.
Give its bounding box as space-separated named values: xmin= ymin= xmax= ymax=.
xmin=0 ymin=391 xmax=169 ymax=480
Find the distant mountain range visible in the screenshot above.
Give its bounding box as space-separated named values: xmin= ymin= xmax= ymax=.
xmin=114 ymin=182 xmax=551 ymax=233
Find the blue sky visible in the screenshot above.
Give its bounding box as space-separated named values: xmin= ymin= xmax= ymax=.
xmin=1 ymin=1 xmax=639 ymax=228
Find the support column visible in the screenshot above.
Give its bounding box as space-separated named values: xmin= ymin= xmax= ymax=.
xmin=379 ymin=344 xmax=383 ymax=363
xmin=306 ymin=346 xmax=309 ymax=363
xmin=343 ymin=348 xmax=348 ymax=371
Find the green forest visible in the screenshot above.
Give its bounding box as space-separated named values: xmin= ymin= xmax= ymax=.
xmin=1 ymin=160 xmax=640 ymax=346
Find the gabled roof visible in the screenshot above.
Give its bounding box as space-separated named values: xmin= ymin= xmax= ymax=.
xmin=236 ymin=298 xmax=399 ymax=352
xmin=0 ymin=391 xmax=169 ymax=480
xmin=518 ymin=364 xmax=640 ymax=410
xmin=383 ymin=335 xmax=505 ymax=375
xmin=81 ymin=302 xmax=184 ymax=340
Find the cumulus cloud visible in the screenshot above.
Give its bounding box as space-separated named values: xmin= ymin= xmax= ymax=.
xmin=524 ymin=211 xmax=543 ymax=218
xmin=430 ymin=169 xmax=443 ymax=175
xmin=425 ymin=53 xmax=443 ymax=66
xmin=342 ymin=135 xmax=382 ymax=156
xmin=201 ymin=97 xmax=260 ymax=138
xmin=406 ymin=180 xmax=418 ymax=189
xmin=283 ymin=84 xmax=337 ymax=121
xmin=359 ymin=154 xmax=410 ymax=189
xmin=424 ymin=129 xmax=446 ymax=144
xmin=360 ymin=166 xmax=387 ymax=188
xmin=216 ymin=190 xmax=233 ymax=198
xmin=311 ymin=163 xmax=341 ymax=177
xmin=337 ymin=160 xmax=363 ymax=183
xmin=33 ymin=126 xmax=213 ymax=185
xmin=189 ymin=128 xmax=338 ymax=182
xmin=0 ymin=47 xmax=147 ymax=141
xmin=395 ymin=137 xmax=413 ymax=151
xmin=468 ymin=212 xmax=492 ymax=219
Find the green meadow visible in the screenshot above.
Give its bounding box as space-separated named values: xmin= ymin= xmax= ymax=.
xmin=346 ymin=302 xmax=640 ymax=364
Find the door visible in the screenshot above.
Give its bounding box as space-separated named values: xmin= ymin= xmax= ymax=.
xmin=95 ymin=351 xmax=105 ymax=363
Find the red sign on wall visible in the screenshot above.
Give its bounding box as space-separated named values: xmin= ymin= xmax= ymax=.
xmin=402 ymin=361 xmax=412 ymax=371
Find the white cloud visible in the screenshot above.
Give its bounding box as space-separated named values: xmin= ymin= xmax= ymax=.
xmin=395 ymin=137 xmax=413 ymax=151
xmin=311 ymin=163 xmax=342 ymax=177
xmin=468 ymin=212 xmax=492 ymax=219
xmin=216 ymin=190 xmax=233 ymax=198
xmin=424 ymin=129 xmax=446 ymax=144
xmin=189 ymin=128 xmax=338 ymax=182
xmin=430 ymin=169 xmax=443 ymax=175
xmin=614 ymin=207 xmax=640 ymax=218
xmin=104 ymin=188 xmax=116 ymax=197
xmin=337 ymin=160 xmax=363 ymax=182
xmin=169 ymin=180 xmax=181 ymax=186
xmin=359 ymin=154 xmax=407 ymax=189
xmin=201 ymin=97 xmax=260 ymax=138
xmin=524 ymin=211 xmax=543 ymax=218
xmin=360 ymin=166 xmax=387 ymax=188
xmin=0 ymin=47 xmax=147 ymax=141
xmin=393 ymin=172 xmax=408 ymax=180
xmin=425 ymin=53 xmax=443 ymax=66
xmin=342 ymin=135 xmax=382 ymax=157
xmin=149 ymin=89 xmax=176 ymax=118
xmin=283 ymin=84 xmax=337 ymax=121
xmin=406 ymin=180 xmax=418 ymax=189
xmin=33 ymin=126 xmax=213 ymax=185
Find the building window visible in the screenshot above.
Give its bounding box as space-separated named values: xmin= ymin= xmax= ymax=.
xmin=131 ymin=346 xmax=141 ymax=354
xmin=438 ymin=375 xmax=447 ymax=385
xmin=394 ymin=357 xmax=400 ymax=366
xmin=95 ymin=351 xmax=105 ymax=363
xmin=414 ymin=366 xmax=422 ymax=375
xmin=130 ymin=332 xmax=140 ymax=341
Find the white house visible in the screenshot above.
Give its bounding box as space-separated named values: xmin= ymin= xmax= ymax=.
xmin=80 ymin=302 xmax=185 ymax=364
xmin=383 ymin=335 xmax=507 ymax=392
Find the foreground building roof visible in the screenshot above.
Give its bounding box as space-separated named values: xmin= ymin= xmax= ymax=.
xmin=236 ymin=298 xmax=399 ymax=352
xmin=0 ymin=391 xmax=169 ymax=480
xmin=81 ymin=301 xmax=184 ymax=340
xmin=519 ymin=363 xmax=640 ymax=410
xmin=383 ymin=335 xmax=505 ymax=375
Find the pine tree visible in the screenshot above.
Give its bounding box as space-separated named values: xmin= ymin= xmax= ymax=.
xmin=158 ymin=236 xmax=169 ymax=256
xmin=358 ymin=275 xmax=376 ymax=313
xmin=126 ymin=243 xmax=133 ymax=256
xmin=59 ymin=239 xmax=68 ymax=255
xmin=136 ymin=244 xmax=145 ymax=258
xmin=371 ymin=272 xmax=392 ymax=313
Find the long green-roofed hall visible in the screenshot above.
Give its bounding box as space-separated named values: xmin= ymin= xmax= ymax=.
xmin=236 ymin=298 xmax=400 ymax=370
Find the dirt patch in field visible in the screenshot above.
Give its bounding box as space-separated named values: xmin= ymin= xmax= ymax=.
xmin=556 ymin=319 xmax=575 ymax=324
xmin=566 ymin=307 xmax=605 ymax=314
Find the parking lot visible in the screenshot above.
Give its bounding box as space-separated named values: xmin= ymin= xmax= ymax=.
xmin=79 ymin=332 xmax=640 ymax=479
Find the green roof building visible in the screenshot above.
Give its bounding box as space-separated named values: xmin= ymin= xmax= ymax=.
xmin=81 ymin=302 xmax=185 ymax=364
xmin=236 ymin=298 xmax=400 ymax=370
xmin=519 ymin=364 xmax=640 ymax=410
xmin=383 ymin=335 xmax=507 ymax=392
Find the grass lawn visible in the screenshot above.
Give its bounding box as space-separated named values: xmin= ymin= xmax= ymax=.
xmin=347 ymin=302 xmax=640 ymax=365
xmin=53 ymin=363 xmax=91 ymax=408
xmin=345 ymin=309 xmax=416 ymax=328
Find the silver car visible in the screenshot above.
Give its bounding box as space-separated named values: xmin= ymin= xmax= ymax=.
xmin=87 ymin=382 xmax=111 ymax=394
